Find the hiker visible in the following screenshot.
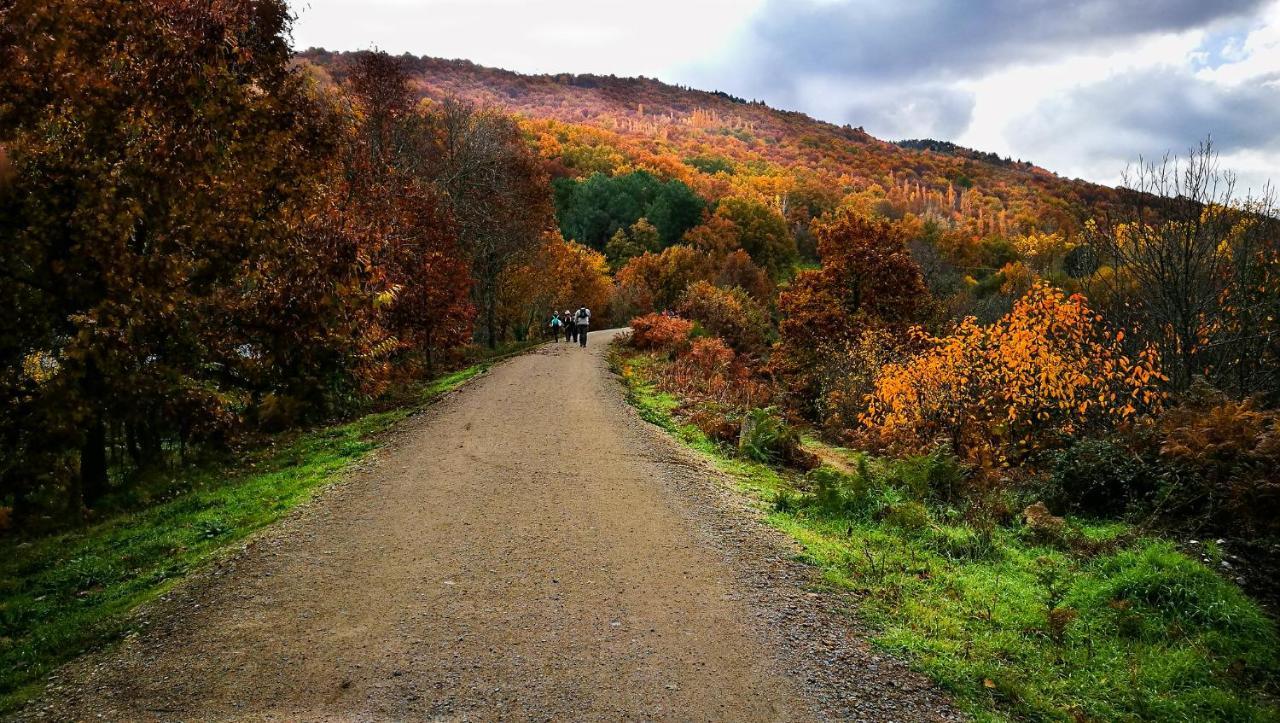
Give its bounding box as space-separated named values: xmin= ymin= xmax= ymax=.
xmin=574 ymin=306 xmax=591 ymax=347
xmin=564 ymin=309 xmax=577 ymax=344
xmin=549 ymin=311 xmax=563 ymax=342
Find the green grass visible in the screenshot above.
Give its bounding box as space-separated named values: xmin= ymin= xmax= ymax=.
xmin=612 ymin=347 xmax=1280 ymax=722
xmin=0 ymin=359 xmax=494 ymax=714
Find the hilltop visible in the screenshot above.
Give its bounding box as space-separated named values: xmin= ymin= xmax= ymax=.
xmin=298 ymin=49 xmax=1118 ymax=245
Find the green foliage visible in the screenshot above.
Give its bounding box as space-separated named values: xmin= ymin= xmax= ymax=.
xmin=684 ymin=154 xmax=735 ymax=175
xmin=553 ymin=170 xmax=705 ymax=250
xmin=1046 ymin=438 xmax=1160 ymax=516
xmin=738 ymin=407 xmax=803 ymax=466
xmin=714 ymin=197 xmax=797 ymax=279
xmin=604 ymin=217 xmax=662 ymax=269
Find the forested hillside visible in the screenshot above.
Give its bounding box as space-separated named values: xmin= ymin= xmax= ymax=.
xmin=300 ymin=49 xmax=1117 ymax=251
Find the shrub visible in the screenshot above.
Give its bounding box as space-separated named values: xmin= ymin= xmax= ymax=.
xmin=1155 ymin=394 xmax=1280 ymax=535
xmin=883 ymin=500 xmax=931 ymax=530
xmin=1047 ymin=438 xmax=1161 ymax=516
xmin=686 ymin=405 xmax=741 ymax=444
xmin=862 ymin=282 xmax=1166 ymax=470
xmin=880 ymin=445 xmax=970 ymax=504
xmin=628 ymin=313 xmax=694 ymax=352
xmin=663 ymin=337 xmax=770 ymax=410
xmin=738 ymin=407 xmax=816 ymax=469
xmin=804 ymin=466 xmax=873 ymax=517
xmin=677 ymin=280 xmax=771 ymax=354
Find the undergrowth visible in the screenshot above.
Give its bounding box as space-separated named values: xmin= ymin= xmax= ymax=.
xmin=0 ymin=359 xmax=495 ymax=714
xmin=612 ymin=346 xmax=1280 ymax=722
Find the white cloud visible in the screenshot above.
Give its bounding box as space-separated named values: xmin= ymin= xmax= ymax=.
xmin=289 ymin=0 xmax=764 ymax=79
xmin=290 ymin=0 xmax=1280 ymax=190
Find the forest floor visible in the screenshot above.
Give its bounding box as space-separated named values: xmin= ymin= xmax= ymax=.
xmin=17 ymin=330 xmax=957 ymax=722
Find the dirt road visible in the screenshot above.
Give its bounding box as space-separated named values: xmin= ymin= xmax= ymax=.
xmin=24 ymin=330 xmax=956 ymax=722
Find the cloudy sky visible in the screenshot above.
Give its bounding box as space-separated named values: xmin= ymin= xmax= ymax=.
xmin=292 ymin=0 xmax=1280 ymax=192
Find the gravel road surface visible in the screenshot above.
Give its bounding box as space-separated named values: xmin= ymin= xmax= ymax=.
xmin=21 ymin=330 xmax=958 ymax=722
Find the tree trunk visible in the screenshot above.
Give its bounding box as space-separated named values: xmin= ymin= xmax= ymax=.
xmin=485 ymin=295 xmax=497 ymax=349
xmin=76 ymin=357 xmax=109 ymax=513
xmin=80 ymin=414 xmax=109 ymax=508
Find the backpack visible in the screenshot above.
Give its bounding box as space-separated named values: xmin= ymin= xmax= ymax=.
xmin=576 ymin=308 xmax=588 ymax=322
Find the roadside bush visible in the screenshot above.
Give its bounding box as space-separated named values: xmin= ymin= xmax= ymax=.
xmin=883 ymin=499 xmax=931 ymax=530
xmin=628 ymin=313 xmax=694 ymax=352
xmin=1046 ymin=438 xmax=1161 ymax=516
xmin=686 ymin=405 xmax=741 ymax=444
xmin=738 ymin=407 xmax=816 ymax=469
xmin=677 ymin=280 xmax=771 ymax=354
xmin=880 ymin=445 xmax=970 ymax=505
xmin=862 ymin=283 xmax=1165 ymax=470
xmin=1156 ymin=395 xmax=1280 ymax=535
xmin=664 ymin=337 xmax=770 ymax=410
xmin=804 ymin=466 xmax=873 ymax=517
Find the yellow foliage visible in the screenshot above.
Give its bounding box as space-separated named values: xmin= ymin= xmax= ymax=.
xmin=861 ymin=282 xmax=1166 ymax=466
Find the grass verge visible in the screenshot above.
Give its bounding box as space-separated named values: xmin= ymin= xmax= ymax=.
xmin=0 ymin=357 xmax=503 ymax=714
xmin=612 ymin=346 xmax=1280 ymax=722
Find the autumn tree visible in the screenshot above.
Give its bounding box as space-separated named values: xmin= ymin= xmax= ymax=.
xmin=0 ymin=0 xmax=340 ymax=519
xmin=715 ymin=249 xmax=773 ymax=303
xmin=773 ymin=210 xmax=928 ymax=420
xmin=428 ymin=99 xmax=554 ymax=347
xmin=714 ymin=197 xmax=798 ymax=279
xmin=677 ymin=281 xmax=771 ymax=354
xmin=341 ymin=52 xmax=475 ymax=374
xmin=613 ymin=246 xmax=715 ymax=318
xmin=604 ymin=217 xmax=662 ymax=270
xmin=499 ymin=234 xmax=613 ymax=338
xmin=683 ymin=214 xmax=741 ymax=259
xmin=1084 ymin=140 xmax=1280 ymax=397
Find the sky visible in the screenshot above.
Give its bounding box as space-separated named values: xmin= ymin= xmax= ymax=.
xmin=291 ymin=0 xmax=1280 ymax=193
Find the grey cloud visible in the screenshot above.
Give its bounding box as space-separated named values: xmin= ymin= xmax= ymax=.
xmin=743 ymin=0 xmax=1269 ymax=86
xmin=1008 ymin=67 xmax=1280 ymax=166
xmin=837 ymin=85 xmax=975 ymax=140
xmin=685 ymin=0 xmax=1269 ymax=141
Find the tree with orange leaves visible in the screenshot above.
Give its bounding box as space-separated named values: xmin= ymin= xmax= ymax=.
xmin=613 ymin=245 xmax=715 ymax=318
xmin=498 ymin=234 xmax=613 ymax=339
xmin=862 ymin=282 xmax=1165 ymax=467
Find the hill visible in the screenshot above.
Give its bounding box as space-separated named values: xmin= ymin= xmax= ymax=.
xmin=298 ymin=49 xmax=1119 ymax=247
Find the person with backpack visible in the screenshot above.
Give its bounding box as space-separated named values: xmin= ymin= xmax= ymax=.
xmin=574 ymin=306 xmax=591 ymax=347
xmin=549 ymin=311 xmax=563 ymax=342
xmin=564 ymin=309 xmax=577 ymax=344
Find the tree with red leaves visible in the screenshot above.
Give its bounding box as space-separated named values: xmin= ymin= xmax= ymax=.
xmin=773 ymin=210 xmax=928 ymax=421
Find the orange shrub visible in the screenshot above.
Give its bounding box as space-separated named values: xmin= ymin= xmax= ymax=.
xmin=862 ymin=282 xmax=1166 ymax=467
xmin=772 ymin=211 xmax=927 ymax=420
xmin=664 ymin=336 xmax=770 ymax=410
xmin=628 ymin=313 xmax=694 ymax=351
xmin=677 ymin=280 xmax=771 ymax=354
